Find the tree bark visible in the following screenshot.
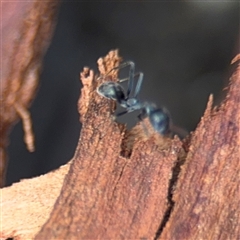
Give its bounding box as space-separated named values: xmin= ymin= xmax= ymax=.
xmin=1 ymin=51 xmax=239 ymax=240
xmin=0 ymin=0 xmax=60 ymax=187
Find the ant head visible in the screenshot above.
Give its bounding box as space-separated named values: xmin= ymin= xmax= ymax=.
xmin=97 ymin=82 xmax=126 ymax=101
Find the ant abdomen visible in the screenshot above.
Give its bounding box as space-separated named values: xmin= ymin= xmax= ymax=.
xmin=149 ymin=108 xmax=170 ymax=135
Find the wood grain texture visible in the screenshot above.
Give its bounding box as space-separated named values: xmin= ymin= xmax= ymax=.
xmin=160 ymin=57 xmax=240 ymax=240
xmin=1 ymin=51 xmax=239 ymax=240
xmin=35 ymin=50 xmax=184 ymax=239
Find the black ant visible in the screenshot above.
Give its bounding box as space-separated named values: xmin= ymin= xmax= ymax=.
xmin=97 ymin=61 xmax=170 ymax=135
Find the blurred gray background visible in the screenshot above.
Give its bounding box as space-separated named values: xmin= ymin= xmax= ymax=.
xmin=6 ymin=2 xmax=239 ymax=185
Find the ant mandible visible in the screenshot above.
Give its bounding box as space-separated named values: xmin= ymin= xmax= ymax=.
xmin=97 ymin=61 xmax=170 ymax=135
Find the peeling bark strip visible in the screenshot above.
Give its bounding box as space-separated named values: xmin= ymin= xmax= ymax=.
xmin=0 ymin=1 xmax=60 ymax=187
xmin=35 ymin=50 xmax=184 ymax=239
xmin=160 ymin=58 xmax=240 ymax=239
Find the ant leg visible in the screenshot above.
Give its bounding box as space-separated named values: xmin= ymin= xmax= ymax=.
xmin=115 ymin=109 xmax=129 ymax=117
xmin=118 ymin=72 xmax=140 ymax=83
xmin=118 ymin=76 xmax=130 ymax=83
xmin=125 ymin=61 xmax=135 ymax=97
xmin=107 ymin=61 xmax=135 ymax=75
xmin=107 ymin=61 xmax=135 ymax=98
xmin=119 ymin=72 xmax=143 ymax=99
xmin=133 ymin=72 xmax=144 ymax=98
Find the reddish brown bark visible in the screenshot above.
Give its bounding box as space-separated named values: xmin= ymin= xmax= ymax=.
xmin=35 ymin=51 xmax=240 ymax=239
xmin=34 ymin=50 xmax=184 ymax=239
xmin=0 ymin=1 xmax=60 ymax=187
xmin=1 ymin=51 xmax=239 ymax=240
xmin=160 ymin=56 xmax=240 ymax=240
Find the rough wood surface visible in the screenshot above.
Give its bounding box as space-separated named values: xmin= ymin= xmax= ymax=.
xmin=0 ymin=0 xmax=60 ymax=187
xmin=35 ymin=50 xmax=184 ymax=239
xmin=1 ymin=51 xmax=239 ymax=240
xmin=160 ymin=55 xmax=240 ymax=240
xmin=1 ymin=161 xmax=71 ymax=240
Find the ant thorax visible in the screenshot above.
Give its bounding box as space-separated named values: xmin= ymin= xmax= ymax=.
xmin=125 ymin=98 xmax=142 ymax=112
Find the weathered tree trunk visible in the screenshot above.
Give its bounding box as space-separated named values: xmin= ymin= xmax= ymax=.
xmin=1 ymin=51 xmax=239 ymax=240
